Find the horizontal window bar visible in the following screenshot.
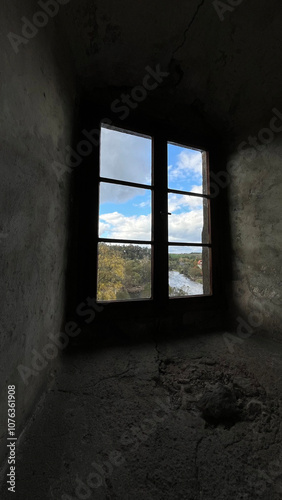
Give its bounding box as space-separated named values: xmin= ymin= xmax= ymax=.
xmin=99 ymin=238 xmax=153 ymax=245
xmin=97 ymin=298 xmax=153 ymax=304
xmin=101 ymin=122 xmax=152 ymax=141
xmin=168 ymin=188 xmax=211 ymax=199
xmin=99 ymin=177 xmax=153 ymax=190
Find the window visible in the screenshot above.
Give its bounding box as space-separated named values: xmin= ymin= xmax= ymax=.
xmin=167 ymin=142 xmax=211 ymax=297
xmin=96 ymin=123 xmax=212 ymax=303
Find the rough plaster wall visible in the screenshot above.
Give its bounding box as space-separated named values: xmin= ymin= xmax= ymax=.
xmin=0 ymin=0 xmax=75 ymax=464
xmin=227 ymin=136 xmax=282 ymax=340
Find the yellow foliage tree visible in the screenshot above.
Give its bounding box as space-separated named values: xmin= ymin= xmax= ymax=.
xmin=97 ymin=244 xmax=125 ymax=300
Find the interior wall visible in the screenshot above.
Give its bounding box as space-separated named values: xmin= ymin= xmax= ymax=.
xmin=227 ymin=131 xmax=282 ymax=341
xmin=0 ymin=0 xmax=76 ymax=464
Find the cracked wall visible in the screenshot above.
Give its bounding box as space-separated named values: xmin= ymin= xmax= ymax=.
xmin=62 ymin=0 xmax=282 ymax=140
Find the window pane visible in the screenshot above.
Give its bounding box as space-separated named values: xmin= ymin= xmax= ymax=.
xmin=99 ymin=182 xmax=151 ymax=241
xmin=169 ymin=246 xmax=211 ymax=297
xmin=168 ymin=143 xmax=208 ymax=194
xmin=100 ymin=125 xmax=152 ymax=185
xmin=97 ymin=243 xmax=152 ymax=301
xmin=168 ymin=194 xmax=210 ymax=243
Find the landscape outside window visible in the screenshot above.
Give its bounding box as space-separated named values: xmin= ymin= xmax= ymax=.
xmin=97 ymin=125 xmax=211 ymax=301
xmin=167 ymin=142 xmax=211 ymax=297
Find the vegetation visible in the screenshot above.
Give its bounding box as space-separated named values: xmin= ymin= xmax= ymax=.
xmin=168 ymin=286 xmax=187 ymax=297
xmin=97 ymin=244 xmax=202 ymax=301
xmin=97 ymin=244 xmax=151 ymax=301
xmin=97 ymin=244 xmax=125 ymax=300
xmin=169 ymin=253 xmax=203 ymax=283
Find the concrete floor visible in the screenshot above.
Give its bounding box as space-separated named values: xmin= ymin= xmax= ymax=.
xmin=1 ymin=331 xmax=282 ymax=500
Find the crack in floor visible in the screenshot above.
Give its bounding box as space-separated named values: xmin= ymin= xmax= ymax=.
xmin=194 ymin=435 xmax=206 ymax=498
xmin=154 ymin=340 xmax=163 ymax=379
xmin=51 ymin=362 xmax=134 ymax=396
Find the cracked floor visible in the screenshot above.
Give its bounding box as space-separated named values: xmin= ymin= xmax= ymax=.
xmin=2 ymin=331 xmax=282 ymax=499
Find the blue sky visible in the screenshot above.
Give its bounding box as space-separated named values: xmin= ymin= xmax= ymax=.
xmin=168 ymin=143 xmax=203 ymax=193
xmin=99 ymin=126 xmax=205 ymax=247
xmin=100 ymin=184 xmax=151 ymax=218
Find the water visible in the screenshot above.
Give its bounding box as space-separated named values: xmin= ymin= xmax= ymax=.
xmin=169 ymin=271 xmax=203 ymax=296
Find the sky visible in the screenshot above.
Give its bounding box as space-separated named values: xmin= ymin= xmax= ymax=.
xmin=99 ymin=126 xmax=206 ymax=251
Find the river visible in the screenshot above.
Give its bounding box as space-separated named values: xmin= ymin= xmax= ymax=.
xmin=169 ymin=271 xmax=203 ymax=296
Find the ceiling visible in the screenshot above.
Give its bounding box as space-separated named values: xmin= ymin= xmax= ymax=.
xmin=61 ymin=0 xmax=282 ymax=143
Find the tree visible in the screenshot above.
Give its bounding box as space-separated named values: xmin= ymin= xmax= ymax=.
xmin=97 ymin=244 xmax=125 ymax=300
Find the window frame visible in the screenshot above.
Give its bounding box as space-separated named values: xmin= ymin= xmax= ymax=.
xmin=75 ymin=110 xmax=222 ymax=319
xmin=95 ymin=120 xmax=212 ymax=306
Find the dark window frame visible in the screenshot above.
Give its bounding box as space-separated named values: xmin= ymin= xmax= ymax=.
xmin=96 ymin=120 xmax=212 ymax=305
xmin=74 ymin=109 xmax=223 ymax=319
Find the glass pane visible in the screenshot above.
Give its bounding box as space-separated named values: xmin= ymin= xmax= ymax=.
xmin=100 ymin=125 xmax=152 ymax=185
xmin=168 ymin=143 xmax=208 ymax=194
xmin=97 ymin=243 xmax=152 ymax=301
xmin=168 ymin=194 xmax=210 ymax=243
xmin=169 ymin=246 xmax=211 ymax=297
xmin=99 ymin=183 xmax=151 ymax=241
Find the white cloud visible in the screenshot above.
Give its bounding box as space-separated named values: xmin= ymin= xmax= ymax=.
xmin=99 ymin=208 xmax=203 ymax=243
xmin=100 ymin=183 xmax=146 ymax=204
xmin=190 ymin=184 xmax=202 ymax=194
xmin=99 ymin=212 xmax=151 ymax=240
xmin=134 ymin=200 xmax=150 ymax=208
xmin=100 ymin=127 xmax=152 ymax=185
xmin=168 ymin=193 xmax=203 ymax=212
xmin=169 ymin=150 xmax=202 ymax=182
xmin=99 ymin=221 xmax=111 ymax=234
xmin=168 ymin=211 xmax=203 ymax=243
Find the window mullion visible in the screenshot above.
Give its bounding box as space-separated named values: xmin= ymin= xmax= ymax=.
xmin=153 ymin=136 xmax=168 ymax=304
